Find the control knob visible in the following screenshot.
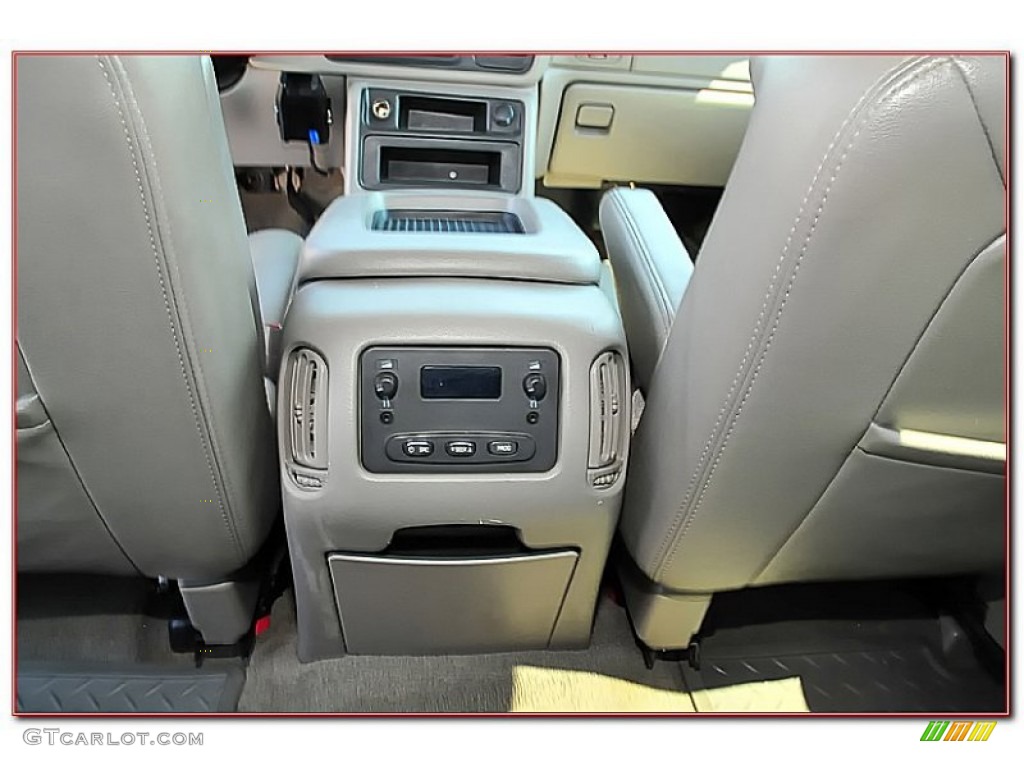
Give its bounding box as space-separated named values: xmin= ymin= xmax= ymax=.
xmin=374 ymin=372 xmax=399 ymax=400
xmin=371 ymin=98 xmax=392 ymax=121
xmin=493 ymin=102 xmax=516 ymax=128
xmin=522 ymin=373 xmax=547 ymax=402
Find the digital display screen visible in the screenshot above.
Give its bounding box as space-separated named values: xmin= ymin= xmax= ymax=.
xmin=420 ymin=366 xmax=502 ymax=399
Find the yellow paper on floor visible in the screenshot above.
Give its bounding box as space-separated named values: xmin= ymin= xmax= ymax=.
xmin=690 ymin=675 xmax=810 ymax=713
xmin=509 ymin=665 xmax=810 ymax=713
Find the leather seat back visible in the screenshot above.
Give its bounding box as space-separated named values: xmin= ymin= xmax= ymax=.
xmin=620 ymin=56 xmax=1005 ymax=607
xmin=16 ymin=55 xmax=279 ymax=581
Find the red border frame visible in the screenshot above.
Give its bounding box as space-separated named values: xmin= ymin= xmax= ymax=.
xmin=8 ymin=50 xmax=1013 ymax=718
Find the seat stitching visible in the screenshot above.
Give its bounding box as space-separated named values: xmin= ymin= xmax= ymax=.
xmin=648 ymin=55 xmax=926 ymax=578
xmin=96 ymin=57 xmax=243 ymax=560
xmin=112 ymin=57 xmax=247 ymax=558
xmin=608 ymin=189 xmax=673 ymax=333
xmin=648 ymin=56 xmax=935 ymax=581
xmin=661 ymin=57 xmax=954 ymax=578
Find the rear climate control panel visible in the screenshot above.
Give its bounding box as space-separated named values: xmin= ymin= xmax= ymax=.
xmin=359 ymin=346 xmax=560 ymax=474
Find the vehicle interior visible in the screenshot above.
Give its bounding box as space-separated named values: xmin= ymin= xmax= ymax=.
xmin=13 ymin=52 xmax=1008 ymax=714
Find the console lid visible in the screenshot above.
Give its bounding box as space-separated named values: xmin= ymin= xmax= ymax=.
xmin=300 ymin=191 xmax=601 ymax=285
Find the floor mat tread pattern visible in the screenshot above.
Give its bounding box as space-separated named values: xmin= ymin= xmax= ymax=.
xmin=17 ymin=663 xmax=245 ymax=713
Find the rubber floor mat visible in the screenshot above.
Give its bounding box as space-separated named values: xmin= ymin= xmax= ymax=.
xmin=17 ymin=662 xmax=245 ymax=713
xmin=680 ymin=582 xmax=1005 ymax=713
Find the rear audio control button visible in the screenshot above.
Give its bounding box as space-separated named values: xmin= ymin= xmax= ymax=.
xmin=445 ymin=441 xmax=476 ymax=457
xmin=403 ymin=440 xmax=434 ymax=457
xmin=487 ymin=440 xmax=518 ymax=456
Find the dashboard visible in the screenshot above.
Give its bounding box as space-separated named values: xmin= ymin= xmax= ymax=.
xmin=216 ymin=54 xmax=754 ymax=192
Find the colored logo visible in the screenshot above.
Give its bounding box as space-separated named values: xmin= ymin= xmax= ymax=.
xmin=921 ymin=721 xmax=997 ymax=741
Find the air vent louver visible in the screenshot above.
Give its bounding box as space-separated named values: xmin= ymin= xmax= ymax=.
xmin=288 ymin=348 xmax=328 ymax=472
xmin=587 ymin=351 xmax=628 ymax=488
xmin=371 ymin=209 xmax=525 ymax=234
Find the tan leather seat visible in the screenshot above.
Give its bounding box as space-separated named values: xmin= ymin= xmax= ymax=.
xmin=600 ymin=55 xmax=1006 ymax=650
xmin=16 ymin=55 xmax=302 ymax=643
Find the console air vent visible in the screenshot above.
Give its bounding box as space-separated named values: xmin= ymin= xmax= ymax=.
xmin=587 ymin=351 xmax=629 ymax=488
xmin=371 ymin=209 xmax=525 ymax=234
xmin=288 ymin=348 xmax=328 ymax=472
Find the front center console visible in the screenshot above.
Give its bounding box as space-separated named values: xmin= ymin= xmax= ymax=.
xmin=345 ymin=77 xmax=537 ymax=196
xmin=359 ymin=88 xmax=525 ymax=193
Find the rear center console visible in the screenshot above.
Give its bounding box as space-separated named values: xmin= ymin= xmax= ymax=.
xmin=279 ymin=72 xmax=629 ymax=661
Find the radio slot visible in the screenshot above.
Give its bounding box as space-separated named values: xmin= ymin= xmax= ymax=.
xmin=399 ymin=95 xmax=488 ymax=133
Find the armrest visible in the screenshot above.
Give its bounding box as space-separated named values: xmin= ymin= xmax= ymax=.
xmin=301 ymin=192 xmax=602 ymax=285
xmin=599 ymin=187 xmax=693 ymax=391
xmin=248 ymin=229 xmax=303 ymax=380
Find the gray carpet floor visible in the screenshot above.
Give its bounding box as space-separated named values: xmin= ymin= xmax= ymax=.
xmin=239 ymin=590 xmax=686 ymax=713
xmin=18 ymin=575 xmax=688 ymax=713
xmin=17 ymin=575 xmax=184 ymax=667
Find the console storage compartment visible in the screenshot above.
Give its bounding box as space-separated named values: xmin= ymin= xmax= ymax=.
xmin=364 ymin=137 xmax=520 ymax=191
xmin=329 ymin=549 xmax=578 ymax=654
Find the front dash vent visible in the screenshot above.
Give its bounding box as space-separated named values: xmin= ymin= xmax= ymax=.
xmin=371 ymin=209 xmax=525 ymax=234
xmin=587 ymin=351 xmax=629 ymax=488
xmin=288 ymin=348 xmax=328 ymax=472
